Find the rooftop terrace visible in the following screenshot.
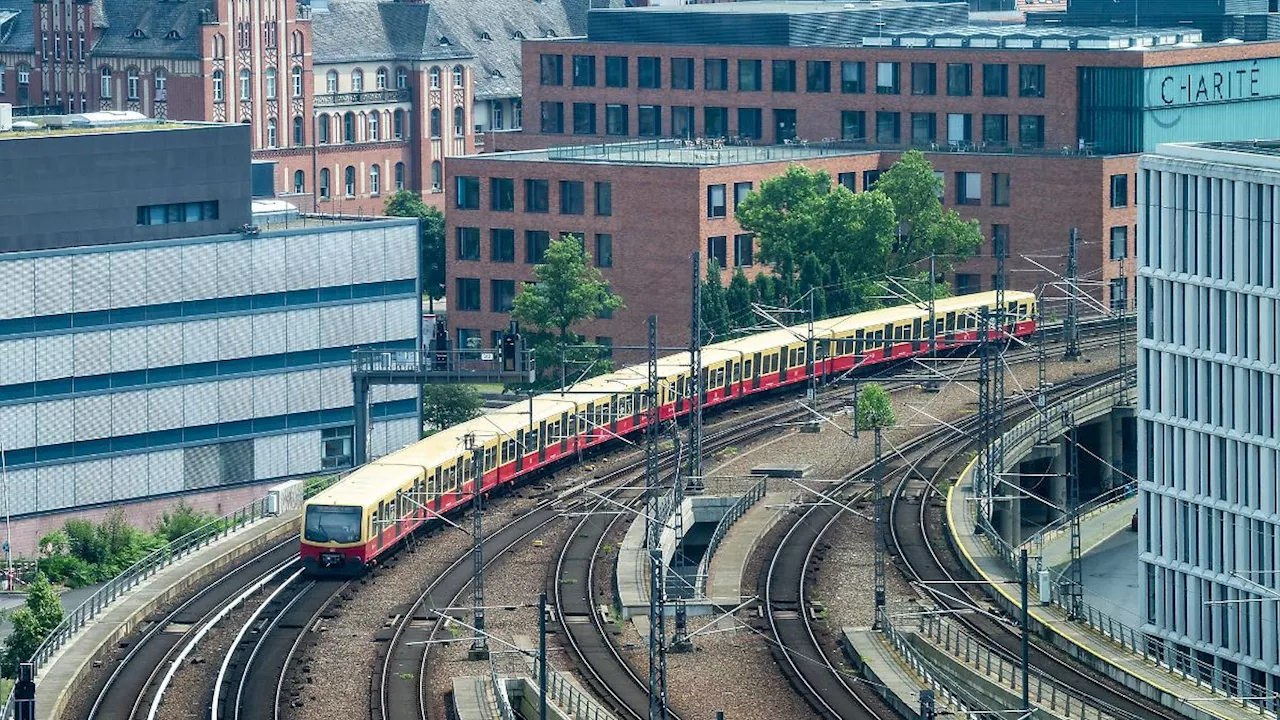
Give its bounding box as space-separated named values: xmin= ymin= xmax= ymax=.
xmin=0 ymin=116 xmax=214 ymax=140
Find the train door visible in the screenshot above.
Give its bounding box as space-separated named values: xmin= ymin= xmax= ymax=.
xmin=538 ymin=419 xmax=547 ymax=462
xmin=516 ymin=429 xmax=525 ymax=472
xmin=779 ymin=345 xmax=789 ymax=382
xmin=375 ymin=501 xmax=384 ymax=549
xmin=560 ymin=412 xmax=569 ymax=452
xmin=433 ymin=467 xmax=442 ymax=510
xmin=882 ymin=323 xmax=893 ymax=356
xmin=855 ymin=330 xmax=865 ymax=362
xmin=751 ymin=353 xmax=761 ymax=390
xmin=912 ymin=318 xmax=922 ymax=352
xmin=585 ymin=403 xmax=595 ymax=441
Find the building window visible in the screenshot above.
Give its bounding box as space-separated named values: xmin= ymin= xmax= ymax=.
xmin=525 ymin=230 xmax=551 ymax=263
xmin=369 ymin=164 xmax=381 ymax=195
xmin=838 ymin=173 xmax=856 ymax=191
xmin=525 ymin=179 xmax=550 ymax=213
xmin=947 ymin=113 xmax=972 ymax=144
xmin=155 ymin=68 xmax=167 ymax=97
xmin=456 ymin=175 xmax=480 ymax=209
xmin=863 ymin=170 xmax=883 ymax=190
xmin=457 ymin=328 xmax=481 ymax=350
xmin=707 ymin=184 xmax=727 ymax=218
xmin=394 ymin=109 xmax=405 ymax=139
xmin=560 ymin=180 xmax=585 ymax=214
xmin=733 ymin=181 xmax=752 ymax=210
xmin=841 ymin=110 xmax=865 ymax=141
xmin=955 ymin=273 xmax=979 ymax=294
xmin=126 ymin=68 xmax=139 ymax=100
xmin=493 ymin=103 xmax=504 ymax=131
xmin=1018 ymin=115 xmax=1044 ymax=147
xmin=703 ymin=107 xmax=727 ymax=139
xmin=457 ymin=227 xmax=481 ymax=260
xmin=99 ymin=66 xmax=113 ymax=98
xmin=705 ymin=58 xmax=728 ymax=91
xmin=671 ymin=57 xmax=694 ymax=90
xmin=395 ymin=162 xmax=405 ymax=190
xmin=738 ymin=59 xmax=761 ymax=91
xmin=875 ymin=111 xmax=900 ymax=144
xmin=572 ymin=55 xmax=596 ymax=87
xmin=771 ymin=60 xmax=796 ymax=92
xmin=841 ymin=61 xmax=865 ymax=93
xmin=982 ymin=114 xmax=1008 ymax=144
xmin=453 ymin=106 xmax=464 ymax=136
xmin=1109 ymin=278 xmax=1127 ymax=312
xmin=136 ymin=201 xmax=219 ymax=225
xmin=955 ymin=172 xmax=981 ymax=205
xmin=317 ymin=113 xmax=330 ymax=144
xmin=291 ymin=66 xmax=303 ymax=97
xmin=540 ymin=54 xmax=563 ymax=86
xmin=456 ymin=278 xmax=481 ymax=311
xmin=431 ymin=161 xmax=442 ymax=190
xmin=605 ymin=104 xmax=628 ymax=135
xmin=911 ymin=112 xmax=936 ymax=145
xmin=595 ymin=234 xmax=613 ymax=268
xmin=734 ymin=233 xmax=754 ymax=267
xmin=293 ymin=170 xmax=304 ymax=194
xmin=491 ymin=229 xmax=515 ymax=262
xmin=350 ymin=69 xmax=363 ymax=92
xmin=211 ymin=70 xmax=222 ymax=101
xmin=774 ymin=109 xmax=796 ymax=143
xmin=319 ymin=168 xmax=330 ymax=198
xmin=910 ymin=63 xmax=935 ymax=95
xmin=673 ymin=106 xmax=695 ymax=139
xmin=806 ymin=60 xmax=830 ymax=93
xmin=430 ymin=108 xmax=441 ymax=137
xmin=320 ymin=426 xmax=353 ymax=469
xmin=992 ymin=173 xmax=1010 ymax=207
xmin=265 ymin=67 xmax=277 ymax=98
xmin=369 ymin=112 xmax=380 ymax=141
xmin=638 ymin=56 xmax=661 ymax=89
xmin=326 ymin=69 xmax=338 ymax=93
xmin=992 ymin=224 xmax=1009 ymax=257
xmin=638 ymin=105 xmax=662 ymax=136
xmin=1110 ymin=225 xmax=1128 ymax=259
xmin=396 ymin=67 xmax=408 ymax=89
xmin=738 ymin=108 xmax=762 ymax=140
xmin=266 ymin=118 xmax=278 ymax=147
xmin=344 ymin=166 xmax=356 ymax=196
xmin=983 ymin=64 xmax=1007 ymax=97
xmin=0 ymin=64 xmax=6 ymax=95
xmin=429 ymin=66 xmax=441 ymax=88
xmin=491 ymin=280 xmax=516 ymax=312
xmin=605 ymin=56 xmax=628 ymax=87
xmin=1018 ymin=64 xmax=1045 ymax=97
xmin=946 ymin=63 xmax=971 ymax=96
xmin=707 ymin=235 xmax=727 ymax=269
xmin=343 ymin=112 xmax=356 ymax=142
xmin=452 ymin=65 xmax=464 ymax=88
xmin=1110 ymin=174 xmax=1129 ymax=208
xmin=491 ymin=177 xmax=515 ymax=211
xmin=595 ymin=182 xmax=612 ymax=216
xmin=540 ymin=102 xmax=564 ymax=134
xmin=876 ymin=62 xmax=900 ymax=94
xmin=374 ymin=67 xmax=387 ymax=90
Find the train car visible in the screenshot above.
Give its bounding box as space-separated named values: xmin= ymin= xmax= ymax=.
xmin=301 ymin=290 xmax=1035 ymax=575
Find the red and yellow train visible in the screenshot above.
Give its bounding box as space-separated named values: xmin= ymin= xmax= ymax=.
xmin=301 ymin=291 xmax=1037 ymax=574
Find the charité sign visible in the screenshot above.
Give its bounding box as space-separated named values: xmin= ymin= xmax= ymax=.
xmin=1146 ymin=58 xmax=1280 ymax=109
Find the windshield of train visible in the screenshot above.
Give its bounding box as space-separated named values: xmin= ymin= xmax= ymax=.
xmin=304 ymin=505 xmax=363 ymax=543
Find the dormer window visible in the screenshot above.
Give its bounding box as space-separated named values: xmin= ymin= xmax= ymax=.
xmin=512 ymin=30 xmax=525 ymax=40
xmin=479 ymin=31 xmax=492 ymax=41
xmin=166 ymin=30 xmax=181 ymax=39
xmin=437 ymin=35 xmax=451 ymax=46
xmin=130 ymin=28 xmax=145 ymax=38
xmin=544 ymin=28 xmax=556 ymax=37
xmin=490 ymin=69 xmax=503 ymax=78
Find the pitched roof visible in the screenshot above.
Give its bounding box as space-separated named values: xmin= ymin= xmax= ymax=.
xmin=90 ymin=0 xmax=212 ymax=59
xmin=0 ymin=3 xmax=33 ymax=54
xmin=311 ymin=0 xmax=473 ymax=63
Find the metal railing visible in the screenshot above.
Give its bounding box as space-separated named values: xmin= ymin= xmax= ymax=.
xmin=524 ymin=655 xmax=617 ymax=720
xmin=1022 ymin=481 xmax=1136 ymax=562
xmin=695 ymin=477 xmax=767 ymax=595
xmin=878 ymin=611 xmax=978 ymax=717
xmin=351 ymin=347 xmax=533 ymax=385
xmin=488 ymin=654 xmax=516 ymax=720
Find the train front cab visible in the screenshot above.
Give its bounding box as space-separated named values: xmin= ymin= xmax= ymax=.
xmin=301 ymin=503 xmax=369 ymax=576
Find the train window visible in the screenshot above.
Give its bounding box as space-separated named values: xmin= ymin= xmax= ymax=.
xmin=854 ymin=330 xmax=864 ymax=356
xmin=744 ymin=359 xmax=753 ymax=377
xmin=945 ymin=313 xmax=955 ymax=331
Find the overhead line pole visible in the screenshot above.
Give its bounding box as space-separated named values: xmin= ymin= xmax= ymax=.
xmin=644 ymin=315 xmax=668 ymax=720
xmin=466 ymin=433 xmax=488 ymax=660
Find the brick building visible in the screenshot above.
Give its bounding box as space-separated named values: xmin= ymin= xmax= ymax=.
xmin=0 ymin=0 xmax=611 ymax=205
xmin=485 ymin=0 xmax=1280 ymax=317
xmin=444 ymin=139 xmax=1132 ymax=353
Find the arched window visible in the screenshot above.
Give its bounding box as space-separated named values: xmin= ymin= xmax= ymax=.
xmin=292 ymin=116 xmax=304 ymax=145
xmin=317 ymin=113 xmax=329 ymax=143
xmin=290 ymin=30 xmax=303 ymax=56
xmin=430 ymin=160 xmax=442 ymax=190
xmin=326 ymin=69 xmax=338 ymax=94
xmin=100 ymin=66 xmax=112 ymax=98
xmin=351 ymin=68 xmax=363 ymax=92
xmin=266 ymin=118 xmax=277 ymax=147
xmin=368 ymin=112 xmax=379 ymax=141
xmin=396 ymin=66 xmax=408 ymax=89
xmin=154 ymin=68 xmax=167 ymax=98
xmin=265 ymin=67 xmax=277 ymax=97
xmin=429 ymin=108 xmax=441 ymax=138
xmin=126 ymin=68 xmax=140 ymax=100
xmin=319 ymin=168 xmax=331 ymax=199
xmin=453 ymin=106 xmax=464 ymax=136
xmin=344 ymin=165 xmax=356 ymax=197
xmin=376 ymin=67 xmax=388 ymax=90
xmin=212 ymin=69 xmax=223 ymax=101
xmin=212 ymin=33 xmax=225 ymax=58
xmin=393 ymin=109 xmax=405 ymax=139
xmin=239 ymin=69 xmax=251 ymax=99
xmin=369 ymin=164 xmax=381 ymax=195
xmin=293 ymin=169 xmax=304 ymax=194
xmin=452 ymin=64 xmax=464 ymax=88
xmin=429 ymin=66 xmax=440 ymax=89
xmin=291 ymin=66 xmax=303 ymax=97
xmin=343 ymin=112 xmax=355 ymax=143
xmin=394 ymin=162 xmax=405 ymax=190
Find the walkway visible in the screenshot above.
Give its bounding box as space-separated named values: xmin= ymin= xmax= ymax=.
xmin=705 ymin=492 xmax=791 ymax=606
xmin=35 ymin=513 xmax=299 ymax=720
xmin=1036 ymin=497 xmax=1136 ymax=571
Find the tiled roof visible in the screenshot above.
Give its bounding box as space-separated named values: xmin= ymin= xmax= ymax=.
xmin=90 ymin=0 xmax=213 ymax=59
xmin=0 ymin=3 xmax=33 ymax=54
xmin=312 ymin=0 xmax=473 ymax=63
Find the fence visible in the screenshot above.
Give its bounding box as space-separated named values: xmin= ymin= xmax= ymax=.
xmin=695 ymin=477 xmax=767 ymax=595
xmin=522 ymin=655 xmax=617 ymax=720
xmin=1022 ymin=481 xmax=1135 ymax=562
xmin=877 ymin=611 xmax=979 ymax=718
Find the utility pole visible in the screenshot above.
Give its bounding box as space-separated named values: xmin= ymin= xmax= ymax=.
xmin=992 ymin=235 xmax=1007 ymax=523
xmin=1036 ymin=294 xmax=1048 ymax=445
xmin=1020 ymin=548 xmax=1031 ymax=715
xmin=851 ymin=380 xmax=861 ymax=440
xmin=807 ymin=289 xmax=817 ymax=402
xmin=918 ymin=690 xmax=936 ymax=720
xmin=687 ymin=252 xmax=704 ymax=495
xmin=976 ymin=305 xmax=991 ymax=530
xmin=1064 ymin=228 xmax=1081 ymax=360
xmin=1118 ymin=256 xmax=1129 ymax=395
xmin=644 ymin=316 xmax=668 ymax=720
xmin=466 ymin=434 xmax=488 ymax=660
xmin=872 ymin=425 xmax=886 ymax=626
xmin=538 ymin=590 xmax=548 ymax=720
xmin=924 ymin=253 xmax=940 ymax=392
xmin=1064 ymin=411 xmax=1083 ymax=620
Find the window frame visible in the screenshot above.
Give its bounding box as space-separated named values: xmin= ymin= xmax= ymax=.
xmin=1018 ymin=64 xmax=1045 ymax=98
xmin=805 ymin=60 xmax=830 ymax=93
xmin=707 ymin=184 xmax=727 ymax=219
xmin=946 ymin=62 xmax=972 ymax=96
xmin=840 ymin=61 xmax=865 ymax=94
xmin=738 ymin=59 xmax=762 ymax=91
xmin=705 ymin=58 xmax=728 ymax=91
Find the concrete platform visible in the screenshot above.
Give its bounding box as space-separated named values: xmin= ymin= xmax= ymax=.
xmin=616 ymin=495 xmax=735 ymax=620
xmin=947 ymin=459 xmax=1249 ymax=720
xmin=34 ymin=511 xmax=300 ymax=720
xmin=1036 ymin=496 xmax=1136 ymax=572
xmin=705 ymin=492 xmax=791 ymax=605
xmin=843 ymin=627 xmax=946 ymax=720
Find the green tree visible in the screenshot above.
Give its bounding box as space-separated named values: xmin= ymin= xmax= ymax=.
xmin=384 ymin=190 xmax=446 ymax=309
xmin=751 ymin=272 xmax=777 ymax=308
xmin=872 ymin=150 xmax=983 ymax=274
xmin=798 ymin=253 xmax=827 ymax=320
xmin=512 ymin=235 xmax=624 ymax=387
xmin=154 ymin=501 xmax=215 ymax=543
xmin=856 ymin=383 xmax=896 ymax=430
xmin=726 ymin=269 xmax=752 ymax=333
xmin=2 ymin=574 xmax=64 ymax=678
xmin=421 ymin=384 xmax=484 ymax=433
xmin=700 ymin=260 xmax=731 ymax=343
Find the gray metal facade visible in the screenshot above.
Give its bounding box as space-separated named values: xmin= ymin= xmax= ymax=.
xmin=0 ymin=123 xmax=252 ymax=253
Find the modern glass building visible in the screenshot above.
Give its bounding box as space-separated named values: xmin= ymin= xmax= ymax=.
xmin=1138 ymin=141 xmax=1280 ymax=709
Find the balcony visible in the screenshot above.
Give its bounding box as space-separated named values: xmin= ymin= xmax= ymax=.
xmin=313 ymin=88 xmax=410 ymax=107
